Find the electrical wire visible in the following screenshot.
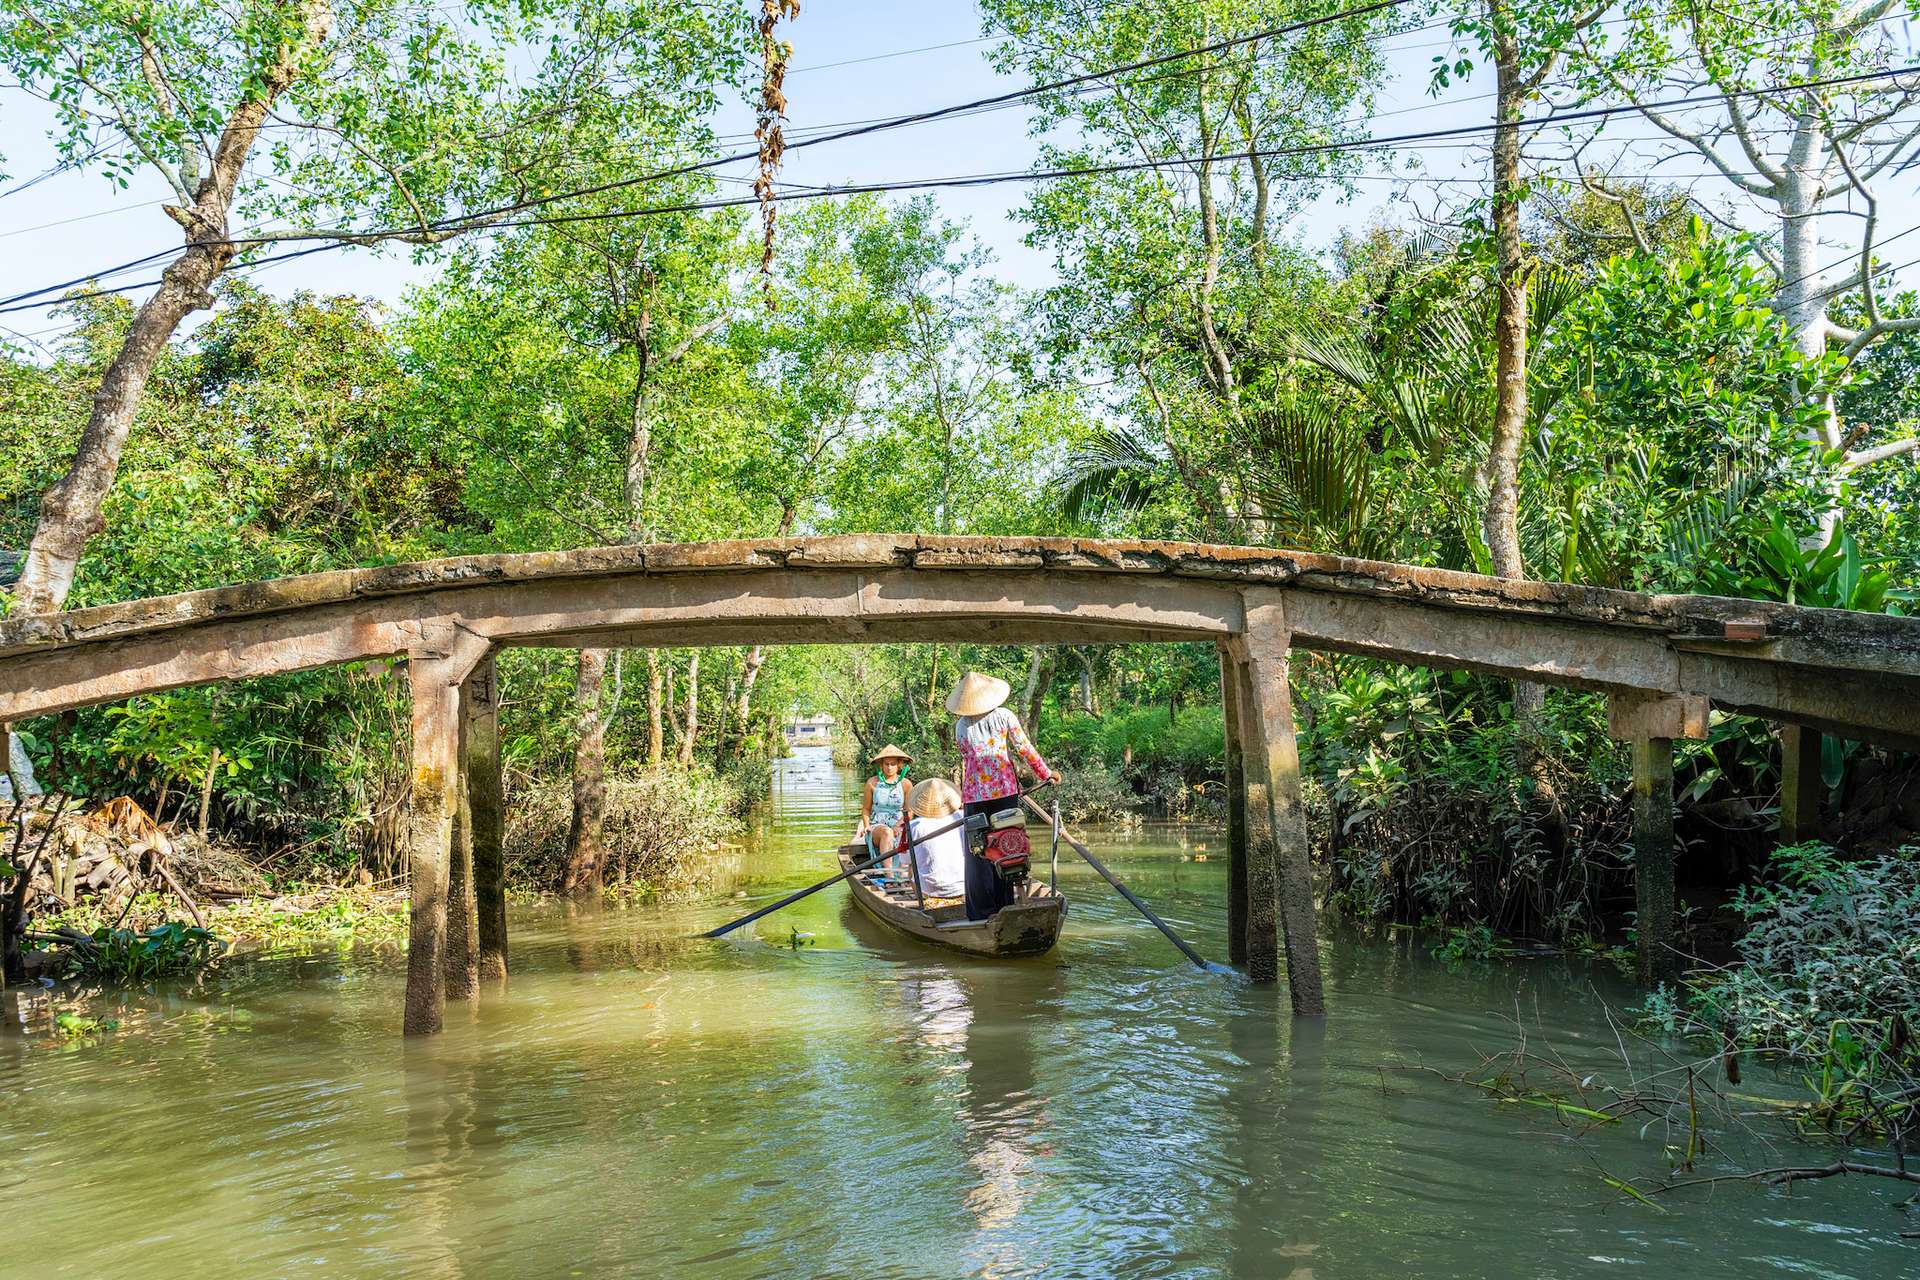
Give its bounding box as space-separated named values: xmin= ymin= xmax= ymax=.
xmin=6 ymin=18 xmax=1918 ymax=314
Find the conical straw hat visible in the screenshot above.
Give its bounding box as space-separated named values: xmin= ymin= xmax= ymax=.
xmin=870 ymin=743 xmax=914 ymax=765
xmin=945 ymin=671 xmax=1010 ymax=717
xmin=909 ymin=777 xmax=961 ymax=817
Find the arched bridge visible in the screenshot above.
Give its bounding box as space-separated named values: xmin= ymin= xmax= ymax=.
xmin=3 ymin=536 xmax=1916 ymax=1032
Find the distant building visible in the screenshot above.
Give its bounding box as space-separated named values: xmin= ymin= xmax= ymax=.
xmin=783 ymin=713 xmax=836 ymax=745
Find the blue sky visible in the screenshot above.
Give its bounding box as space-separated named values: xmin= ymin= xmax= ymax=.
xmin=1 ymin=1 xmax=1914 ymax=355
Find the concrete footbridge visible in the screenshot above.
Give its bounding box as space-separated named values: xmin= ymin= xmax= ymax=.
xmin=3 ymin=536 xmax=1915 ymax=1031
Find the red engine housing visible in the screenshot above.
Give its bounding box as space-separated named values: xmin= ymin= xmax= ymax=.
xmin=983 ymin=827 xmax=1031 ymax=881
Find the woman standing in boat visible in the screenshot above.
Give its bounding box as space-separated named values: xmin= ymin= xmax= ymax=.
xmin=947 ymin=671 xmax=1056 ymax=920
xmin=857 ymin=744 xmax=914 ymax=872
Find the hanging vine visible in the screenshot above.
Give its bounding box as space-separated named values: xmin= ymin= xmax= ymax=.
xmin=754 ymin=0 xmax=801 ymax=308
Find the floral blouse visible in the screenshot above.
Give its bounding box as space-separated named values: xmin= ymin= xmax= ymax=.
xmin=955 ymin=706 xmax=1052 ymax=804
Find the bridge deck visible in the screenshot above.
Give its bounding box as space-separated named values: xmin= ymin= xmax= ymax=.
xmin=1 ymin=535 xmax=1914 ymax=746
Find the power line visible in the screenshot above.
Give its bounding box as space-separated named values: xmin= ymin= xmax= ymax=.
xmin=786 ymin=36 xmax=993 ymax=75
xmin=1776 ymin=219 xmax=1920 ymax=295
xmin=8 ymin=46 xmax=1919 ymax=314
xmin=0 ymin=144 xmax=112 ymax=201
xmin=0 ymin=198 xmax=169 ymax=240
xmin=0 ymin=103 xmax=1840 ymax=321
xmin=0 ymin=0 xmax=1416 ymax=311
xmin=207 ymin=61 xmax=1920 ymax=248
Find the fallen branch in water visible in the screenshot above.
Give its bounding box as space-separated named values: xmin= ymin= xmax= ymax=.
xmin=1652 ymin=1161 xmax=1920 ymax=1192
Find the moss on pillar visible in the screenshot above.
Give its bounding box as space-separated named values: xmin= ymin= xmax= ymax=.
xmin=1219 ymin=645 xmax=1249 ymax=969
xmin=468 ymin=656 xmax=508 ymax=983
xmin=1632 ymin=735 xmax=1677 ymax=986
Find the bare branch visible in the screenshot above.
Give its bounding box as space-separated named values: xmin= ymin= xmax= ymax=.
xmin=1578 ymin=166 xmax=1653 ymax=255
xmin=1574 ymin=33 xmax=1778 ymax=196
xmin=1832 ymin=137 xmax=1883 ymax=332
xmin=1838 ymin=434 xmax=1920 ymax=472
xmin=647 ymin=314 xmax=726 ymax=373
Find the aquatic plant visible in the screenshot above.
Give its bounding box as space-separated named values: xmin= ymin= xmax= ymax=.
xmin=47 ymin=920 xmax=226 ymax=983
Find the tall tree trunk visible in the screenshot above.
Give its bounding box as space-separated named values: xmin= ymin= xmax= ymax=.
xmin=719 ymin=671 xmax=739 ymax=760
xmin=1025 ymin=647 xmax=1057 ymax=730
xmin=678 ymin=650 xmax=700 ymax=768
xmin=902 ymin=665 xmax=924 ymax=734
xmin=646 ymin=650 xmax=664 ymax=766
xmin=663 ymin=660 xmax=679 ymax=751
xmin=1490 ymin=6 xmax=1557 ymax=809
xmin=562 ymin=649 xmax=607 ymax=898
xmin=1189 ymin=16 xmax=1239 ymax=419
xmin=1487 ymin=5 xmax=1530 ymax=588
xmin=924 ymin=646 xmax=943 ymax=721
xmin=1076 ymin=649 xmax=1100 ymax=717
xmin=13 ymin=2 xmax=334 ymax=615
xmin=1020 ymin=649 xmax=1045 ymax=721
xmin=730 ymin=644 xmax=768 ymax=762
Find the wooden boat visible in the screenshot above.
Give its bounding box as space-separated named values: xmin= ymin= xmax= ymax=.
xmin=837 ymin=842 xmax=1067 ymax=957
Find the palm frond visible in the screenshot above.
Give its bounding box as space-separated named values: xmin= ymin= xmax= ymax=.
xmin=1058 ymin=422 xmax=1169 ymax=524
xmin=1659 ymin=449 xmax=1776 ymax=580
xmin=1244 ymin=401 xmax=1393 ymax=559
xmin=1530 ymin=263 xmax=1582 ymax=335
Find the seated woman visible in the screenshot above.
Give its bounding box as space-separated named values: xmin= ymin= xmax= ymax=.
xmin=904 ymin=778 xmax=967 ymax=901
xmin=856 ymin=744 xmax=913 ymax=873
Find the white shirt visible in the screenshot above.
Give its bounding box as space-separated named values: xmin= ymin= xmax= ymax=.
xmin=907 ymin=814 xmax=968 ymax=899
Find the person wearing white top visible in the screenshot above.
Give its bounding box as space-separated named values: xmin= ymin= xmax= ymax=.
xmin=905 ymin=778 xmax=968 ymax=899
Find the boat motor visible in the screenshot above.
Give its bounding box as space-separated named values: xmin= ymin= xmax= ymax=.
xmin=982 ymin=807 xmax=1032 ymax=883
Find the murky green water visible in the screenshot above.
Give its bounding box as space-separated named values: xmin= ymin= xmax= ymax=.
xmin=1 ymin=747 xmax=1909 ymax=1278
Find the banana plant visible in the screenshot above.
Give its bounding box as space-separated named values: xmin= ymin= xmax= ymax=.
xmin=1700 ymin=515 xmax=1908 ymax=614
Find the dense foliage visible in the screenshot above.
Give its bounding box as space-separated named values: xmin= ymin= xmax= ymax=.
xmin=3 ymin=0 xmax=1917 ymax=940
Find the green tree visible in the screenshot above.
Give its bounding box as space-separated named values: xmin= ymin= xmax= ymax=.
xmin=1571 ymin=0 xmax=1920 ymax=515
xmin=1532 ymin=225 xmax=1837 ymax=589
xmin=2 ymin=0 xmax=745 ymax=613
xmin=984 ymin=0 xmax=1396 ymax=539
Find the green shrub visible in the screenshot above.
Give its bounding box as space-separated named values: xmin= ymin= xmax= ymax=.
xmin=1043 ymin=704 xmax=1224 ymax=775
xmin=503 ymin=766 xmax=744 ymax=897
xmin=1053 ymin=762 xmax=1139 ymax=825
xmin=1667 ymin=843 xmax=1920 ymax=1069
xmin=1037 ymin=704 xmax=1224 ymax=820
xmin=717 ymin=755 xmax=772 ymax=817
xmin=1301 ymin=660 xmax=1633 ymax=941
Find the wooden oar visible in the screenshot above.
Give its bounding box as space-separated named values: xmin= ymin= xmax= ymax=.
xmin=699 ymin=808 xmax=973 ymax=939
xmin=1021 ymin=795 xmax=1234 ymax=976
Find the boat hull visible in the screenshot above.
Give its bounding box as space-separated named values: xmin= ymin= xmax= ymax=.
xmin=837 ymin=843 xmax=1066 ymax=957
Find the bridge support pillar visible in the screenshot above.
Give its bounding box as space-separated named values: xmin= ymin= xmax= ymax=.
xmin=467 ymin=656 xmax=508 ymax=984
xmin=1778 ymin=723 xmax=1822 ymax=846
xmin=403 ymin=654 xmax=461 ymax=1035
xmin=1218 ymin=645 xmax=1249 ymax=968
xmin=445 ymin=678 xmax=480 ymax=1002
xmin=1228 ymin=592 xmax=1324 ymax=1016
xmin=1608 ymin=692 xmax=1706 ymax=986
xmin=1630 ymin=736 xmax=1677 ymax=986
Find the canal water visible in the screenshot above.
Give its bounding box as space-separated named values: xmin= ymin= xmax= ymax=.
xmin=0 ymin=747 xmax=1907 ymax=1278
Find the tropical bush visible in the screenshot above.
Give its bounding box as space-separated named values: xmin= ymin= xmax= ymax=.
xmin=503 ymin=767 xmax=745 ymax=897
xmin=50 ymin=921 xmax=227 ymax=983
xmin=1300 ymin=660 xmax=1634 ymax=941
xmin=1052 ymin=762 xmax=1139 ymax=826
xmin=1661 ymin=843 xmax=1920 ymax=1068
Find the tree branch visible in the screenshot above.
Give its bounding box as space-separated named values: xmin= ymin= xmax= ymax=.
xmin=1576 ymin=39 xmax=1778 ymax=196
xmin=1839 ymin=434 xmax=1920 ymax=471
xmin=647 ymin=314 xmax=726 ymax=373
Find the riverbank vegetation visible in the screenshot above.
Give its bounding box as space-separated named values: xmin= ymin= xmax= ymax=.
xmin=2 ymin=1 xmax=1917 ymax=1006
